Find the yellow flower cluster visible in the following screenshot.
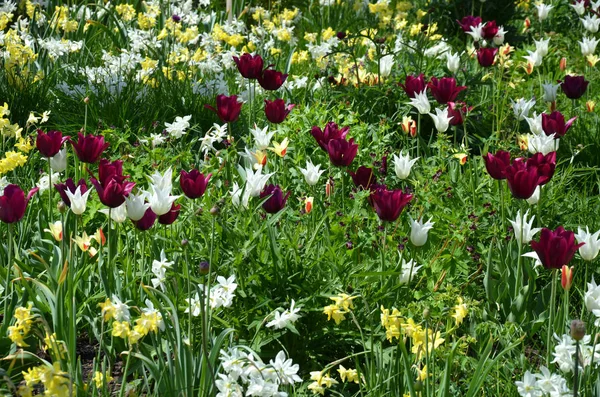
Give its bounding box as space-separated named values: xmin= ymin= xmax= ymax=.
xmin=93 ymin=370 xmax=114 ymax=389
xmin=115 ymin=4 xmax=136 ymax=21
xmin=44 ymin=332 xmax=67 ymax=359
xmin=49 ymin=5 xmax=77 ymax=32
xmin=0 ymin=11 xmax=13 ymax=30
xmin=8 ymin=303 xmax=35 ymax=347
xmin=99 ymin=298 xmax=163 ymax=345
xmin=380 ymin=306 xmax=445 ymax=359
xmin=19 ymin=363 xmax=70 ymax=397
xmin=308 ymin=371 xmax=338 ymax=395
xmin=323 ymin=293 xmax=358 ymax=325
xmin=451 ymin=297 xmax=468 ymax=326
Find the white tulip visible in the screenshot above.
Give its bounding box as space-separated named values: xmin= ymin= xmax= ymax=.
xmin=509 ymin=210 xmax=541 ymax=246
xmin=399 ymin=259 xmax=422 ymax=284
xmin=379 ymin=54 xmax=395 ymax=78
xmin=428 ymin=107 xmax=453 ymax=133
xmin=50 ymin=148 xmax=67 ymax=172
xmin=299 ymin=160 xmax=325 ymax=186
xmin=392 ymin=152 xmax=419 ymax=180
xmin=126 ymin=191 xmax=150 ymax=221
xmin=575 ymin=226 xmax=600 ymax=261
xmin=409 ymin=216 xmax=434 ymax=247
xmin=65 ymin=186 xmax=92 ymax=215
xmin=408 ymin=90 xmax=430 ymax=114
xmin=446 ymin=52 xmax=460 ymax=73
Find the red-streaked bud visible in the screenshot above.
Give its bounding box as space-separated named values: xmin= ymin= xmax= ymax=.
xmin=305 ymin=197 xmax=313 ymax=214
xmin=561 ymin=265 xmax=574 ymax=290
xmin=560 ymin=57 xmax=567 ymax=71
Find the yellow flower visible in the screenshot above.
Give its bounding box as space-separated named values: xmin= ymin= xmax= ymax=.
xmin=307 ymin=381 xmax=325 ymax=395
xmin=98 ymin=298 xmax=116 ymax=322
xmin=322 ymin=27 xmax=335 ymax=41
xmin=330 ymin=293 xmax=357 ymax=311
xmin=269 ymin=137 xmax=289 ymax=157
xmin=137 ymin=13 xmax=156 ymax=30
xmin=251 ymin=150 xmax=268 ymax=169
xmin=323 ymin=304 xmax=346 ymax=324
xmin=453 ymin=153 xmax=468 ymax=165
xmin=14 ymin=137 xmax=34 ymax=152
xmin=73 ymin=232 xmax=93 ymax=251
xmin=587 ymin=54 xmax=600 ymax=67
xmin=337 ymin=365 xmax=359 ymax=383
xmin=93 ymin=371 xmax=114 ymax=388
xmin=115 ymin=4 xmax=136 ymax=21
xmin=415 ymin=364 xmax=429 ymax=381
xmin=451 ymin=297 xmax=468 ymax=326
xmin=409 ymin=23 xmax=423 ymax=36
xmin=518 ymin=135 xmax=528 ymax=151
xmin=416 ymin=9 xmax=427 ymax=20
xmin=587 ymin=100 xmax=596 ymax=112
xmin=112 ymin=321 xmax=130 ymax=338
xmin=44 ymin=333 xmax=66 ymax=359
xmin=44 ymin=221 xmax=63 ymax=241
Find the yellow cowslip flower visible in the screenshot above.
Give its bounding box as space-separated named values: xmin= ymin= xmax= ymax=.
xmin=93 ymin=371 xmax=114 ymax=389
xmin=128 ymin=329 xmax=143 ymax=344
xmin=226 ymin=34 xmax=244 ymax=47
xmin=137 ymin=13 xmax=156 ymax=30
xmin=44 ymin=333 xmax=66 ymax=359
xmin=452 ymin=297 xmax=468 ymax=326
xmin=330 ymin=293 xmax=357 ymax=311
xmin=44 ymin=221 xmax=63 ymax=241
xmin=276 ymin=28 xmax=292 ymax=42
xmin=4 ymin=151 xmax=27 ymax=166
xmin=115 ymin=4 xmax=136 ymax=21
xmin=252 ymin=7 xmax=266 ymax=21
xmin=269 ymin=138 xmax=289 ymax=158
xmin=322 ymin=27 xmax=335 ymax=41
xmin=281 ymin=8 xmax=298 ymax=21
xmin=134 ymin=312 xmax=160 ymax=335
xmin=141 ymin=57 xmax=158 ymax=72
xmin=307 ymin=382 xmax=325 ymax=395
xmin=409 ymin=23 xmax=423 ymax=36
xmin=416 ymin=9 xmax=427 ymax=20
xmin=0 ymin=12 xmax=14 ymax=30
xmin=323 ymin=304 xmax=346 ymax=324
xmin=415 ymin=364 xmax=429 ymax=381
xmin=411 ymin=329 xmax=444 ymax=359
xmin=98 ymin=298 xmax=116 ymax=321
xmin=0 ymin=102 xmax=9 ymax=117
xmin=304 ymin=32 xmax=317 ymax=43
xmin=337 ymin=365 xmax=359 ymax=383
xmin=111 ymin=321 xmax=130 ymax=338
xmin=15 ymin=137 xmax=34 ymax=152
xmin=43 ymin=363 xmax=70 ymax=396
xmin=8 ymin=325 xmax=29 ymax=347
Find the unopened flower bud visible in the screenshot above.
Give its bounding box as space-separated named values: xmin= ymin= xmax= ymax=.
xmin=423 ymin=308 xmax=431 ymax=319
xmin=199 ymin=261 xmax=210 ymax=275
xmin=83 ymin=97 xmax=90 ymax=104
xmin=57 ymin=201 xmax=66 ymax=213
xmin=559 ymin=57 xmax=567 ymax=71
xmin=181 ymin=239 xmax=189 ymax=247
xmin=561 ymin=265 xmax=574 ymax=291
xmin=571 ymin=319 xmax=586 ymax=341
xmin=414 ymin=380 xmax=423 ymax=392
xmin=210 ymin=206 xmax=220 ymax=216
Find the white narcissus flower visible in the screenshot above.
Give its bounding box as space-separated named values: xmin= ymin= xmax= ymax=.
xmin=165 ymin=115 xmax=191 ymax=139
xmin=446 ymin=52 xmax=460 ymax=73
xmin=579 ymin=36 xmax=599 ymax=56
xmin=65 ymin=186 xmax=92 ymax=215
xmin=581 ymin=15 xmax=600 ymax=33
xmin=515 ymin=371 xmax=542 ymax=397
xmin=37 ymin=172 xmax=61 ymax=192
xmin=525 ymin=112 xmax=543 ymax=135
xmin=408 ymin=90 xmax=430 ymax=114
xmin=243 ymin=166 xmax=273 ymax=197
xmin=536 ymin=3 xmax=553 ymax=21
xmin=528 ymin=132 xmax=558 ymax=155
xmin=379 ymin=54 xmax=395 ymax=78
xmin=575 ymin=226 xmax=600 ymax=261
xmin=50 ymin=148 xmax=67 ymax=172
xmin=428 ymin=107 xmax=453 ymax=133
xmin=409 ymin=216 xmax=435 ymax=247
xmin=534 ymin=38 xmax=550 ymax=57
xmin=392 ymin=152 xmax=419 ymax=179
xmin=542 ymin=83 xmax=560 ymax=103
xmin=269 ymin=350 xmax=302 ymax=385
xmin=125 ymin=191 xmax=150 ymax=221
xmin=399 ymin=259 xmax=422 ymax=284
xmin=512 ymin=98 xmax=536 ymax=121
xmin=249 ymin=124 xmax=275 ymax=150
xmin=299 ymin=160 xmax=325 ymax=186
xmin=509 ymin=210 xmax=541 ymax=246
xmin=151 ymin=249 xmax=174 ymax=291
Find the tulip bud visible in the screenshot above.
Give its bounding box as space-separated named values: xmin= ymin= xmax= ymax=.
xmin=410 ymin=120 xmax=417 ymax=137
xmin=181 ymin=239 xmax=189 ymax=247
xmin=304 ymin=197 xmax=314 ymax=214
xmin=57 ymin=201 xmax=66 ymax=213
xmin=414 ymin=381 xmax=423 ymax=392
xmin=561 ymin=265 xmax=574 ymax=291
xmin=586 ymin=100 xmax=596 ymax=113
xmin=325 ymin=179 xmax=333 ymax=198
xmin=84 ymin=97 xmax=90 ymax=104
xmin=570 ymin=319 xmax=586 ymax=341
xmin=559 ymin=57 xmax=567 ymax=71
xmin=199 ymin=261 xmax=210 ymax=275
xmin=210 ymin=206 xmax=220 ymax=216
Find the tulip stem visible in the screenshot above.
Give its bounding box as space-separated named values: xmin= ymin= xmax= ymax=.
xmin=546 ymin=270 xmax=558 ymax=367
xmin=3 ymin=223 xmax=13 ymax=321
xmin=48 ymin=161 xmax=52 ymax=222
xmin=416 ymin=113 xmax=421 ymax=158
xmin=562 ymin=287 xmax=569 ymax=335
xmin=574 ymin=339 xmax=580 ymax=397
